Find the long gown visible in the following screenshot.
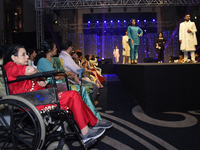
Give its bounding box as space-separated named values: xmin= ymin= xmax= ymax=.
xmin=37 ymin=57 xmax=101 ymax=120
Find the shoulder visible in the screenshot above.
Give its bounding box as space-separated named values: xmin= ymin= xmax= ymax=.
xmin=38 ymin=57 xmax=48 ymax=63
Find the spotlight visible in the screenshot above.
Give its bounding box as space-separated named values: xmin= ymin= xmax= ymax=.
xmin=153 ymin=19 xmax=155 ymax=22
xmin=111 ymin=20 xmax=113 ymax=23
xmin=195 ymin=16 xmax=197 ymax=19
xmin=124 ymin=20 xmax=126 ymax=22
xmin=55 ymin=20 xmax=58 ymax=24
xmin=144 ymin=20 xmax=146 ymax=22
xmin=97 ymin=21 xmax=99 ymax=23
xmin=118 ymin=20 xmax=120 ymax=23
xmin=137 ymin=20 xmax=140 ymax=22
xmin=104 ymin=21 xmax=106 ymax=23
xmin=144 ymin=30 xmax=146 ymax=32
xmin=88 ymin=21 xmax=90 ymax=24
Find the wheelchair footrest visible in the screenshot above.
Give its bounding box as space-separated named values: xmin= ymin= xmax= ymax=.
xmin=83 ymin=138 xmax=97 ymax=149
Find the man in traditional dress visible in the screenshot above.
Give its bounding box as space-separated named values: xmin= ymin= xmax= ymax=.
xmin=179 ymin=14 xmax=198 ymax=63
xmin=122 ymin=31 xmax=130 ymax=64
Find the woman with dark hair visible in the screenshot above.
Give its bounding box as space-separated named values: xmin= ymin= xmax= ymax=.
xmin=34 ymin=40 xmax=102 ymax=120
xmin=82 ymin=55 xmax=103 ymax=88
xmin=3 ymin=44 xmax=112 ymax=142
xmin=156 ymin=32 xmax=166 ymax=63
xmin=85 ymin=55 xmax=105 ymax=84
xmin=127 ymin=19 xmax=143 ymax=64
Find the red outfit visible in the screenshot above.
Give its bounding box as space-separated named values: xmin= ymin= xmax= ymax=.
xmin=4 ymin=61 xmax=98 ymax=129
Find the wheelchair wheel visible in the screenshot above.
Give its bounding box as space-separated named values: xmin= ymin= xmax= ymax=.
xmin=47 ymin=141 xmax=69 ymax=150
xmin=0 ymin=95 xmax=45 ymax=150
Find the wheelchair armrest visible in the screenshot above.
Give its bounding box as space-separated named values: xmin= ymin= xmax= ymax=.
xmin=8 ymin=71 xmax=67 ymax=84
xmin=16 ymin=70 xmax=58 ymax=81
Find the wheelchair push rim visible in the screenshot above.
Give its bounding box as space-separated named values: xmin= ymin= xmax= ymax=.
xmin=0 ymin=95 xmax=45 ymax=150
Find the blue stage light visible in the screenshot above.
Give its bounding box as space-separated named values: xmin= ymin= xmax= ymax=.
xmin=97 ymin=21 xmax=99 ymax=23
xmin=88 ymin=21 xmax=90 ymax=23
xmin=137 ymin=20 xmax=140 ymax=22
xmin=111 ymin=20 xmax=113 ymax=23
xmin=118 ymin=20 xmax=120 ymax=23
xmin=104 ymin=21 xmax=106 ymax=23
xmin=153 ymin=19 xmax=155 ymax=22
xmin=144 ymin=20 xmax=146 ymax=22
xmin=124 ymin=20 xmax=126 ymax=22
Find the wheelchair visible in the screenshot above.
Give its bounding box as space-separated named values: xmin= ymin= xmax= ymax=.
xmin=0 ymin=65 xmax=97 ymax=150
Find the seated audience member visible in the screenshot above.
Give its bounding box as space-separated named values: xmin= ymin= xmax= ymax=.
xmin=169 ymin=56 xmax=174 ymax=63
xmin=195 ymin=52 xmax=200 ymax=62
xmin=3 ymin=44 xmax=112 ymax=141
xmin=89 ymin=55 xmax=102 ymax=75
xmin=59 ymin=40 xmax=99 ymax=100
xmin=85 ymin=55 xmax=105 ymax=84
xmin=71 ymin=51 xmax=79 ymax=64
xmin=81 ymin=59 xmax=103 ymax=88
xmin=177 ymin=54 xmax=184 ymax=63
xmin=76 ymin=51 xmax=84 ymax=65
xmin=26 ymin=48 xmax=37 ymax=67
xmin=34 ymin=40 xmax=101 ymax=119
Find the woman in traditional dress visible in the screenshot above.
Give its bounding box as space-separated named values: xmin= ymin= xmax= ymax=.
xmin=127 ymin=19 xmax=143 ymax=64
xmin=3 ymin=44 xmax=112 ymax=141
xmin=34 ymin=40 xmax=101 ymax=120
xmin=156 ymin=32 xmax=166 ymax=63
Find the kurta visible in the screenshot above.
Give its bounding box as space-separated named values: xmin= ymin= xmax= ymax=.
xmin=4 ymin=61 xmax=98 ymax=129
xmin=127 ymin=26 xmax=143 ymax=45
xmin=122 ymin=35 xmax=130 ymax=56
xmin=37 ymin=57 xmax=101 ymax=120
xmin=113 ymin=49 xmax=120 ymax=63
xmin=179 ymin=21 xmax=197 ymax=51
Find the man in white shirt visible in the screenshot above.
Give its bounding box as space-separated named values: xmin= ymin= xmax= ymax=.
xmin=59 ymin=40 xmax=99 ymax=100
xmin=179 ymin=14 xmax=198 ymax=62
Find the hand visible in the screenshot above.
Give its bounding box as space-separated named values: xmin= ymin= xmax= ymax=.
xmin=123 ymin=48 xmax=125 ymax=51
xmin=25 ymin=66 xmax=38 ymax=75
xmin=179 ymin=40 xmax=182 ymax=43
xmin=126 ymin=41 xmax=129 ymax=44
xmin=131 ymin=39 xmax=134 ymax=45
xmin=74 ymin=75 xmax=80 ymax=85
xmin=187 ymin=29 xmax=191 ymax=33
xmin=38 ymin=80 xmax=47 ymax=87
xmin=137 ymin=33 xmax=140 ymax=37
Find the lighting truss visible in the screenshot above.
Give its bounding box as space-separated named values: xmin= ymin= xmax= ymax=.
xmin=35 ymin=0 xmax=200 ymax=10
xmin=67 ymin=21 xmax=176 ymax=30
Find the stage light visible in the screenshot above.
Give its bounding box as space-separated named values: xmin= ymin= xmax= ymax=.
xmin=195 ymin=16 xmax=197 ymax=19
xmin=144 ymin=20 xmax=146 ymax=22
xmin=104 ymin=21 xmax=106 ymax=23
xmin=144 ymin=30 xmax=146 ymax=32
xmin=153 ymin=19 xmax=155 ymax=22
xmin=55 ymin=20 xmax=58 ymax=24
xmin=111 ymin=20 xmax=113 ymax=23
xmin=137 ymin=20 xmax=140 ymax=22
xmin=88 ymin=21 xmax=90 ymax=24
xmin=124 ymin=20 xmax=126 ymax=22
xmin=97 ymin=21 xmax=99 ymax=23
xmin=118 ymin=20 xmax=120 ymax=23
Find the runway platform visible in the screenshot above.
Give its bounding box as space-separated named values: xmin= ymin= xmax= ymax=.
xmin=100 ymin=63 xmax=200 ymax=112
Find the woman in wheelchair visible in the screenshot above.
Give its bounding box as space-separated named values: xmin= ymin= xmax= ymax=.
xmin=3 ymin=44 xmax=112 ymax=142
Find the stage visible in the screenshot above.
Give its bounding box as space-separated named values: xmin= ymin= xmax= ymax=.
xmin=100 ymin=63 xmax=200 ymax=112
